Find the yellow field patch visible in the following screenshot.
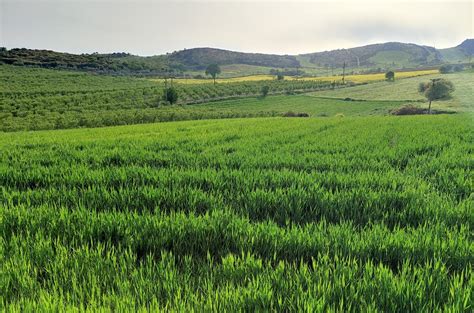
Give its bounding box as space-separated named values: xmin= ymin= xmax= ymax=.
xmin=298 ymin=70 xmax=439 ymax=83
xmin=149 ymin=69 xmax=438 ymax=85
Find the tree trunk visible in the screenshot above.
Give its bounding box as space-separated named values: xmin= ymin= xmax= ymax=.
xmin=428 ymin=100 xmax=432 ymax=114
xmin=213 ymin=77 xmax=216 ymax=85
xmin=342 ymin=62 xmax=346 ymax=84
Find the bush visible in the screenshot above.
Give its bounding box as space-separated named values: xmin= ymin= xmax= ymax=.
xmin=391 ymin=104 xmax=425 ymax=115
xmin=453 ymin=65 xmax=464 ymax=72
xmin=418 ymin=82 xmax=429 ymax=93
xmin=163 ymin=87 xmax=179 ymax=104
xmin=282 ymin=111 xmax=309 ymax=117
xmin=261 ymin=85 xmax=270 ymax=98
xmin=439 ymin=64 xmax=453 ymax=74
xmin=385 ymin=71 xmax=395 ymax=81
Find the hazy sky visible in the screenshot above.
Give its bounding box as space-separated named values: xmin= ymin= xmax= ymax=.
xmin=1 ymin=0 xmax=472 ymax=56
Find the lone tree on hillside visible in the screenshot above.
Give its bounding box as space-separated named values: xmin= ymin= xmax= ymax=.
xmin=385 ymin=71 xmax=395 ymax=81
xmin=205 ymin=64 xmax=221 ymax=85
xmin=418 ymin=78 xmax=454 ymax=114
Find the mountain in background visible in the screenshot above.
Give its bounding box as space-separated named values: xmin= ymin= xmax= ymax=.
xmin=1 ymin=39 xmax=472 ymax=77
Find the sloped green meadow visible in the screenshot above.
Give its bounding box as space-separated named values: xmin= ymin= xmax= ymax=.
xmin=1 ymin=115 xmax=473 ymax=311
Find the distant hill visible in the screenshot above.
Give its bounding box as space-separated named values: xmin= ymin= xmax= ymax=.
xmin=438 ymin=39 xmax=473 ymax=63
xmin=1 ymin=39 xmax=472 ymax=76
xmin=168 ymin=48 xmax=299 ymax=70
xmin=0 ymin=48 xmax=174 ymax=75
xmin=457 ymin=39 xmax=474 ymax=55
xmin=300 ymin=42 xmax=442 ymax=68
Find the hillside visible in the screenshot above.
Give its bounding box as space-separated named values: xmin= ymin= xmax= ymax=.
xmin=0 ymin=48 xmax=177 ymax=76
xmin=300 ymin=42 xmax=442 ymax=68
xmin=439 ymin=39 xmax=474 ymax=62
xmin=457 ymin=39 xmax=474 ymax=55
xmin=1 ymin=40 xmax=472 ymax=76
xmin=168 ymin=47 xmax=299 ymax=69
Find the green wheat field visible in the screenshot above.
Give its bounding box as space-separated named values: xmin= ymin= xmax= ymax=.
xmin=1 ymin=64 xmax=473 ymax=311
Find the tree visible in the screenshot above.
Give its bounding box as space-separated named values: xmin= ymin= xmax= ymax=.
xmin=439 ymin=64 xmax=453 ymax=74
xmin=260 ymin=85 xmax=270 ymax=98
xmin=342 ymin=61 xmax=346 ymax=83
xmin=277 ymin=74 xmax=284 ymax=80
xmin=419 ymin=78 xmax=454 ymax=114
xmin=385 ymin=71 xmax=395 ymax=81
xmin=163 ymin=87 xmax=179 ymax=104
xmin=205 ymin=64 xmax=221 ymax=85
xmin=453 ymin=65 xmax=464 ymax=72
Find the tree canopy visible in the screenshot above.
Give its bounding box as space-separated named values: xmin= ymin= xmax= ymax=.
xmin=205 ymin=64 xmax=221 ymax=84
xmin=419 ymin=78 xmax=454 ymax=113
xmin=385 ymin=71 xmax=395 ymax=81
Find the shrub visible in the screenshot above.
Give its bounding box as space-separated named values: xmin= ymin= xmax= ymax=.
xmin=439 ymin=64 xmax=453 ymax=74
xmin=282 ymin=111 xmax=309 ymax=117
xmin=391 ymin=104 xmax=425 ymax=115
xmin=163 ymin=87 xmax=179 ymax=104
xmin=261 ymin=85 xmax=270 ymax=98
xmin=453 ymin=65 xmax=464 ymax=72
xmin=385 ymin=71 xmax=395 ymax=81
xmin=418 ymin=82 xmax=429 ymax=93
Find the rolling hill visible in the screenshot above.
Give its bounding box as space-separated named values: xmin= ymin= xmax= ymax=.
xmin=1 ymin=39 xmax=472 ymax=76
xmin=300 ymin=42 xmax=441 ymax=68
xmin=168 ymin=48 xmax=299 ymax=70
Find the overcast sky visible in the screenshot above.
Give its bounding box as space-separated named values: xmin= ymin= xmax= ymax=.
xmin=1 ymin=0 xmax=472 ymax=56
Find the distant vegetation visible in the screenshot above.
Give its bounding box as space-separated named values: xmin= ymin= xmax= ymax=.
xmin=301 ymin=42 xmax=442 ymax=68
xmin=439 ymin=64 xmax=464 ymax=74
xmin=1 ymin=39 xmax=471 ymax=77
xmin=169 ymin=47 xmax=300 ymax=69
xmin=0 ymin=65 xmax=346 ymax=131
xmin=2 ymin=63 xmax=468 ymax=132
xmin=0 ymin=48 xmax=177 ymax=75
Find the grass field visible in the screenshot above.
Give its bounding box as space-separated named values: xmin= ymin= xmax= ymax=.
xmin=1 ymin=115 xmax=473 ymax=311
xmin=310 ymin=71 xmax=474 ymax=112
